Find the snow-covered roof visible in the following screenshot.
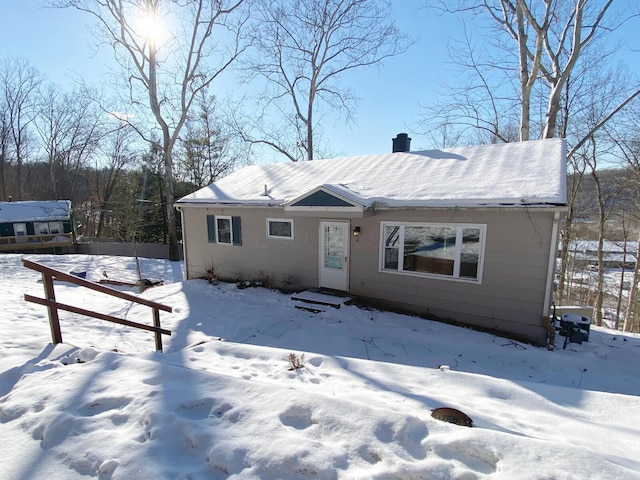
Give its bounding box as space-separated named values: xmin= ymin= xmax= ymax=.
xmin=0 ymin=200 xmax=71 ymax=223
xmin=568 ymin=240 xmax=635 ymax=254
xmin=177 ymin=138 xmax=567 ymax=208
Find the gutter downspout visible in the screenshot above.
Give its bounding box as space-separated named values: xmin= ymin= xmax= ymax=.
xmin=542 ymin=210 xmax=561 ymax=350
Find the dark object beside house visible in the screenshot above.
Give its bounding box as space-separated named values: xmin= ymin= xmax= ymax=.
xmin=555 ymin=313 xmax=591 ymax=349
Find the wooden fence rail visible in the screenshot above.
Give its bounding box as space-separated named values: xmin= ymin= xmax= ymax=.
xmin=22 ymin=259 xmax=172 ymax=351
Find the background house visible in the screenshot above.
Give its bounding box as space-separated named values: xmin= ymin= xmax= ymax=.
xmin=176 ymin=136 xmax=567 ymax=345
xmin=0 ymin=200 xmax=74 ymax=253
xmin=565 ymin=239 xmax=636 ymax=269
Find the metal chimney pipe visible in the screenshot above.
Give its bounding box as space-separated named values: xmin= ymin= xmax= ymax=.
xmin=392 ymin=133 xmax=411 ymax=153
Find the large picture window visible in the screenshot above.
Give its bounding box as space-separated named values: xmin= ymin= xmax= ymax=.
xmin=381 ymin=222 xmax=485 ymax=282
xmin=267 ymin=218 xmax=293 ymax=239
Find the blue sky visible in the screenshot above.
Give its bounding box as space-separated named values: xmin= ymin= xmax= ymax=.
xmin=1 ymin=1 xmax=639 ymax=160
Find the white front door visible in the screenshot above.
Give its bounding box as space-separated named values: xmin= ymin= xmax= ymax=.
xmin=319 ymin=221 xmax=349 ymax=291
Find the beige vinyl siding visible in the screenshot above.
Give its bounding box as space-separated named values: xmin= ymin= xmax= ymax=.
xmin=348 ymin=209 xmax=555 ymax=344
xmin=182 ymin=206 xmax=321 ymax=288
xmin=181 ymin=204 xmax=558 ymax=345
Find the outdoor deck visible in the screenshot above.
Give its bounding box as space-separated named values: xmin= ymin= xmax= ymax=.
xmin=0 ymin=233 xmax=73 ymax=253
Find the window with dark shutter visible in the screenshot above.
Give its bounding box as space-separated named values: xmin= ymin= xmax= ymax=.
xmin=206 ymin=215 xmax=242 ymax=246
xmin=232 ymin=216 xmax=242 ymax=246
xmin=207 ymin=215 xmax=216 ymax=243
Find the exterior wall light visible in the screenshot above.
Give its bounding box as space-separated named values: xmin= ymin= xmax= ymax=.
xmin=353 ymin=226 xmax=361 ymax=238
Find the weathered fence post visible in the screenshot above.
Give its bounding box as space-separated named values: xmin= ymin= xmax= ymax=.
xmin=153 ymin=307 xmax=162 ymax=351
xmin=41 ymin=272 xmax=63 ymax=344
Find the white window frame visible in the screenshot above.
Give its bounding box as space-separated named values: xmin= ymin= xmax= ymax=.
xmin=216 ymin=215 xmax=233 ymax=245
xmin=33 ymin=222 xmax=50 ymax=235
xmin=13 ymin=223 xmax=27 ymax=243
xmin=13 ymin=223 xmax=27 ymax=237
xmin=48 ymin=221 xmax=63 ymax=235
xmin=379 ymin=222 xmax=486 ymax=283
xmin=266 ymin=218 xmax=294 ymax=240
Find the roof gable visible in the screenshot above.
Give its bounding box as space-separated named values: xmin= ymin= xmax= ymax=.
xmin=176 ymin=138 xmax=567 ymax=209
xmin=292 ymin=190 xmax=353 ymax=207
xmin=284 ymin=185 xmax=365 ymax=213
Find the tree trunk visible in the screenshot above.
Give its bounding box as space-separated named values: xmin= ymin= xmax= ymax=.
xmin=146 ymin=4 xmax=179 ymax=261
xmin=163 ymin=142 xmax=179 ymax=261
xmin=557 ymin=221 xmax=571 ymax=304
xmin=623 ymin=235 xmax=640 ymax=332
xmin=0 ymin=129 xmax=6 ymax=201
xmin=590 ymin=146 xmax=607 ymax=327
xmin=615 ymin=235 xmax=628 ymax=330
xmin=96 ymin=200 xmax=108 ymax=237
xmin=306 ymin=104 xmax=313 ymax=161
xmin=594 ymin=229 xmax=605 ymax=327
xmin=15 ymin=144 xmax=23 ymax=200
xmin=516 ymin=4 xmax=528 ymax=141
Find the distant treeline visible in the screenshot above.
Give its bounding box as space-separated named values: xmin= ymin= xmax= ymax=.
xmin=570 ymin=167 xmax=639 ymax=239
xmin=1 ymin=160 xmax=197 ymax=243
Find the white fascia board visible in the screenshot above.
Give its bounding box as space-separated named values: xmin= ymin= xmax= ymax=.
xmin=283 ymin=205 xmax=364 ymax=213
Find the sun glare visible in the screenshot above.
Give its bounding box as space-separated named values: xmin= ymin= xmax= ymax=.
xmin=138 ymin=8 xmax=165 ymax=45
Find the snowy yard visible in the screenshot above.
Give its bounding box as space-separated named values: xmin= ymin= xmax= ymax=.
xmin=1 ymin=254 xmax=640 ymax=479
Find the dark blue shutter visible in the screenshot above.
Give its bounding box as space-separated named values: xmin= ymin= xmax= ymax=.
xmin=232 ymin=216 xmax=242 ymax=246
xmin=207 ymin=215 xmax=216 ymax=243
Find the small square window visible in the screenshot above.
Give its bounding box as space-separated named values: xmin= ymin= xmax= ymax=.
xmin=267 ymin=219 xmax=293 ymax=239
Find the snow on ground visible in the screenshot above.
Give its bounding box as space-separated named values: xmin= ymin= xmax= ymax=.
xmin=1 ymin=254 xmax=640 ymax=479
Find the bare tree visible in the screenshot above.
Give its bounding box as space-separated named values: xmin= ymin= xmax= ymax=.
xmin=34 ymin=83 xmax=104 ymax=203
xmin=614 ymin=211 xmax=631 ymax=330
xmin=93 ymin=124 xmax=139 ymax=237
xmin=580 ymin=138 xmax=622 ymax=326
xmin=50 ymin=0 xmax=250 ymax=260
xmin=609 ymin=115 xmax=640 ymax=332
xmin=555 ymin=64 xmax=632 ymax=309
xmin=557 ymin=150 xmax=587 ymax=304
xmin=241 ymin=0 xmax=412 ymax=161
xmin=623 ymin=236 xmax=640 ymax=332
xmin=421 ymin=25 xmax=522 ymax=145
xmin=425 ymin=0 xmax=640 ymax=143
xmin=0 ymin=57 xmax=42 ymax=200
xmin=484 ymin=0 xmax=616 ymax=139
xmin=0 ymin=107 xmax=9 ymax=201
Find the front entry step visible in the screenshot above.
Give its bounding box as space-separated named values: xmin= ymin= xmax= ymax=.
xmin=291 ymin=290 xmax=352 ymax=311
xmin=293 ymin=303 xmax=326 ymax=314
